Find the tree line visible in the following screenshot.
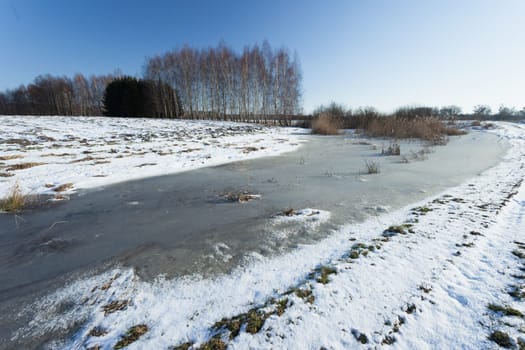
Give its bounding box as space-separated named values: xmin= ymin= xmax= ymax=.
xmin=312 ymin=102 xmax=525 ymax=122
xmin=0 ymin=73 xmax=115 ymax=116
xmin=143 ymin=41 xmax=302 ymax=123
xmin=0 ymin=41 xmax=302 ymax=123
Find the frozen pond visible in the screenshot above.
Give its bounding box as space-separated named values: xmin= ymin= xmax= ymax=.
xmin=0 ymin=130 xmax=508 ymax=348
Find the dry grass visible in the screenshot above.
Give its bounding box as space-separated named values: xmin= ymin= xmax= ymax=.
xmin=311 ymin=113 xmax=342 ymax=135
xmin=53 ymin=183 xmax=74 ymax=192
xmin=0 ymin=181 xmax=25 ymax=212
xmin=6 ymin=162 xmax=46 ymax=171
xmin=0 ymin=154 xmax=24 ymax=161
xmin=222 ymin=191 xmax=260 ymax=202
xmin=363 ymin=116 xmax=465 ymax=144
xmin=114 ymin=324 xmax=148 ymax=349
xmin=363 ymin=159 xmax=380 ymax=174
xmin=102 ymin=300 xmax=129 ymax=315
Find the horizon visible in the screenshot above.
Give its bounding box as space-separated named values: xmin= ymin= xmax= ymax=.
xmin=1 ymin=0 xmax=524 ymax=114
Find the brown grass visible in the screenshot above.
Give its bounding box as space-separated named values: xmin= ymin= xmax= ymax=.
xmin=0 ymin=154 xmax=24 ymax=161
xmin=311 ymin=113 xmax=342 ymax=135
xmin=54 ymin=183 xmax=74 ymax=192
xmin=6 ymin=162 xmax=46 ymax=171
xmin=114 ymin=324 xmax=148 ymax=349
xmin=363 ymin=116 xmax=466 ymax=144
xmin=102 ymin=300 xmax=129 ymax=315
xmin=0 ymin=181 xmax=25 ymax=212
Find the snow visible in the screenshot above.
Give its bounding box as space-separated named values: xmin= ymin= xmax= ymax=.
xmin=0 ymin=116 xmax=304 ymax=200
xmin=7 ymin=121 xmax=525 ymax=349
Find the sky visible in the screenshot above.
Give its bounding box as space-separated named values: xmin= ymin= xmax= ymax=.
xmin=1 ymin=0 xmax=524 ymax=114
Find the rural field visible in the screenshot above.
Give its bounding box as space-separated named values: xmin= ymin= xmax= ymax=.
xmin=1 ymin=116 xmax=525 ymax=349
xmin=2 ymin=2 xmax=524 ymax=349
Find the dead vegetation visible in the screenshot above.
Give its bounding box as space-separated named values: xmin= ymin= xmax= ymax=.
xmin=363 ymin=159 xmax=380 ymax=174
xmin=365 ymin=116 xmax=464 ymax=144
xmin=311 ymin=113 xmax=342 ymax=135
xmin=102 ymin=300 xmax=129 ymax=315
xmin=0 ymin=154 xmax=24 ymax=161
xmin=222 ymin=191 xmax=260 ymax=203
xmin=381 ymin=142 xmax=400 ymax=156
xmin=6 ymin=162 xmax=46 ymax=171
xmin=114 ymin=324 xmax=148 ymax=349
xmin=0 ymin=181 xmax=25 ymax=212
xmin=53 ymin=183 xmax=74 ymax=192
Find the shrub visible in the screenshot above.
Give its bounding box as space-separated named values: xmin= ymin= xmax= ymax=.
xmin=311 ymin=113 xmax=342 ymax=135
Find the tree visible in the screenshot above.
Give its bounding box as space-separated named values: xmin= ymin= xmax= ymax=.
xmin=496 ymin=105 xmax=516 ymax=119
xmin=439 ymin=105 xmax=462 ymax=119
xmin=142 ymin=41 xmax=302 ymax=121
xmin=103 ymin=76 xmax=181 ymax=118
xmin=473 ymin=105 xmax=492 ymax=117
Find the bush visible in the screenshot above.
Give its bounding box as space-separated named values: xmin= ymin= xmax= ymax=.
xmin=311 ymin=113 xmax=342 ymax=135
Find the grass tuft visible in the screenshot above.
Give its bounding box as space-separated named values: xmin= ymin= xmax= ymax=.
xmin=363 ymin=159 xmax=380 ymax=174
xmin=114 ymin=324 xmax=148 ymax=349
xmin=274 ymin=298 xmax=289 ymax=316
xmin=487 ymin=303 xmax=523 ymax=317
xmin=245 ymin=310 xmax=267 ymax=334
xmin=488 ymin=330 xmax=515 ymax=348
xmin=102 ymin=300 xmax=129 ymax=315
xmin=315 ymin=266 xmax=337 ymax=284
xmin=53 ymin=183 xmax=74 ymax=192
xmin=294 ymin=288 xmax=315 ymax=304
xmin=0 ymin=181 xmax=25 ymax=212
xmin=382 ymin=142 xmax=400 ymax=156
xmin=195 ymin=337 xmax=227 ymax=350
xmin=508 ymin=285 xmax=525 ymax=300
xmin=170 ymin=342 xmax=194 ymax=350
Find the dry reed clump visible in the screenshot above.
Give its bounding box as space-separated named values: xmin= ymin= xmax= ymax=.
xmin=363 ymin=116 xmax=465 ymax=144
xmin=311 ymin=113 xmax=342 ymax=135
xmin=0 ymin=181 xmax=25 ymax=212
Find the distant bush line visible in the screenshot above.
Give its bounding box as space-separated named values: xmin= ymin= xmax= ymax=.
xmin=309 ymin=104 xmax=470 ymax=143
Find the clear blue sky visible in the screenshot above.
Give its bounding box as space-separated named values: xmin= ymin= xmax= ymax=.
xmin=1 ymin=0 xmax=524 ymax=113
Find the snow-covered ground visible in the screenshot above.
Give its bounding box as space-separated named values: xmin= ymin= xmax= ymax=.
xmin=6 ymin=122 xmax=525 ymax=349
xmin=0 ymin=116 xmax=304 ymax=200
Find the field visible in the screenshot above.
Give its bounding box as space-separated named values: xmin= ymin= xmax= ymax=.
xmin=0 ymin=116 xmax=303 ymax=203
xmin=1 ymin=118 xmax=525 ymax=349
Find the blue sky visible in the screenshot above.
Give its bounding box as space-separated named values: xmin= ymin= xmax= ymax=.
xmin=1 ymin=0 xmax=524 ymax=113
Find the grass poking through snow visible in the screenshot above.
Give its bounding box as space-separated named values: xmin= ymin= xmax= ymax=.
xmin=363 ymin=159 xmax=380 ymax=174
xmin=114 ymin=324 xmax=148 ymax=349
xmin=0 ymin=181 xmax=25 ymax=212
xmin=487 ymin=303 xmax=523 ymax=317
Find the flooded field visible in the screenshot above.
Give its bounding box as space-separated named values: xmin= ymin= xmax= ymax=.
xmin=0 ymin=129 xmax=508 ymax=348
